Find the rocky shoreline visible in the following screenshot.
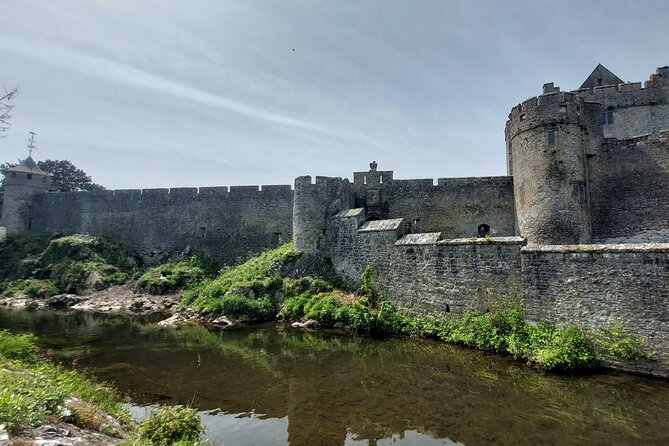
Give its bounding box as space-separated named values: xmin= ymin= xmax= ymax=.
xmin=0 ymin=283 xmax=181 ymax=316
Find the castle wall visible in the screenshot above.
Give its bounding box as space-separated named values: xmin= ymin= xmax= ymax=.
xmin=575 ymin=67 xmax=669 ymax=140
xmin=327 ymin=211 xmax=525 ymax=316
xmin=587 ymin=133 xmax=669 ymax=241
xmin=30 ymin=185 xmax=294 ymax=265
xmin=522 ymin=244 xmax=669 ymax=377
xmin=377 ymin=176 xmax=516 ymax=237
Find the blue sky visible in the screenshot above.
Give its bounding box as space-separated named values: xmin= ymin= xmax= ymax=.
xmin=1 ymin=0 xmax=667 ymax=189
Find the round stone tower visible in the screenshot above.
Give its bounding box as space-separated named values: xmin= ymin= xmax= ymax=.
xmin=505 ymin=91 xmax=592 ymax=245
xmin=1 ymin=156 xmax=50 ymax=234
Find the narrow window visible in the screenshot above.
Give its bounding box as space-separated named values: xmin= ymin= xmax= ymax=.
xmin=27 ymin=218 xmax=33 ymax=230
xmin=411 ymin=218 xmax=420 ymax=233
xmin=547 ymin=130 xmax=556 ymax=146
xmin=477 ymin=224 xmax=491 ymax=237
xmin=597 ymin=78 xmax=603 ymax=86
xmin=572 ymin=181 xmax=587 ymax=203
xmin=11 ymin=172 xmax=16 ymax=178
xmin=272 ymin=232 xmax=282 ymax=245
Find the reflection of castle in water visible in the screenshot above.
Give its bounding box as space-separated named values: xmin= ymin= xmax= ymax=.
xmin=5 ymin=309 xmax=668 ymax=446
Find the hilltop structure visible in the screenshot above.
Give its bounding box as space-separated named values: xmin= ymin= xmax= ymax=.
xmin=2 ymin=65 xmax=669 ymax=375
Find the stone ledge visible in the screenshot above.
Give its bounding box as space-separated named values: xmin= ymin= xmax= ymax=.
xmin=395 ymin=233 xmax=441 ymax=245
xmin=358 ymin=218 xmax=404 ymax=232
xmin=437 ymin=236 xmax=526 ymax=246
xmin=521 ymin=242 xmax=669 ymax=253
xmin=333 ymin=208 xmax=365 ymax=218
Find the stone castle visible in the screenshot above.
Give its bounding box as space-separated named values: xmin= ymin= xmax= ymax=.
xmin=2 ymin=65 xmax=669 ymax=374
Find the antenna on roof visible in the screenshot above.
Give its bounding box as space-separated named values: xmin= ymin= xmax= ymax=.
xmin=27 ymin=132 xmax=36 ymax=158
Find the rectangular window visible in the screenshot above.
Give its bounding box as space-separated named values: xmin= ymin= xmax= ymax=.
xmin=547 ymin=130 xmax=556 ymax=146
xmin=601 ymin=111 xmax=614 ymax=124
xmin=26 ymin=173 xmax=33 ymax=180
xmin=572 ymin=181 xmax=587 ymax=203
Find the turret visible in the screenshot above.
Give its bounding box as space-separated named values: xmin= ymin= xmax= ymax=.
xmin=1 ymin=156 xmax=50 ymax=234
xmin=505 ymin=91 xmax=595 ymax=245
xmin=293 ymin=175 xmax=352 ymax=252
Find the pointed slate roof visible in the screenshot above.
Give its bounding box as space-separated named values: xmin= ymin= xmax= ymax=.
xmin=4 ymin=156 xmax=47 ymax=175
xmin=579 ymin=64 xmax=624 ymax=89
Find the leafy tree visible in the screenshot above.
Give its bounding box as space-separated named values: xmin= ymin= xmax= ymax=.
xmin=0 ymin=87 xmax=19 ymax=136
xmin=36 ymin=159 xmax=105 ymax=192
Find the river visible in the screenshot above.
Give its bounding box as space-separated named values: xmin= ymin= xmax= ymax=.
xmin=1 ymin=308 xmax=668 ymax=446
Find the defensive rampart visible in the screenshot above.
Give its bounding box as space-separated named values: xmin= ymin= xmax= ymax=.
xmin=30 ymin=185 xmax=294 ymax=264
xmin=327 ymin=209 xmax=525 ymax=315
xmin=366 ymin=176 xmax=516 ymax=237
xmin=522 ymin=243 xmax=669 ymax=376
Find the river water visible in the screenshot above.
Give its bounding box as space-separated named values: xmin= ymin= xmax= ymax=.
xmin=1 ymin=308 xmax=669 ymax=446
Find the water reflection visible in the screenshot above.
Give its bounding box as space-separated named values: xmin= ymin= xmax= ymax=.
xmin=2 ymin=308 xmax=669 ymax=446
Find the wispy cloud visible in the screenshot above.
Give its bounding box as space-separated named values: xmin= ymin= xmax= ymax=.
xmin=0 ymin=35 xmax=383 ymax=148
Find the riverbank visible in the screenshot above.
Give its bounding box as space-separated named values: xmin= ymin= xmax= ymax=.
xmin=0 ymin=283 xmax=181 ymax=315
xmin=0 ymin=233 xmax=661 ymax=375
xmin=0 ymin=329 xmax=208 ymax=445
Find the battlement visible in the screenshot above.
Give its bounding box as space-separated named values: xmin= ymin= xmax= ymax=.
xmin=574 ymin=68 xmax=668 ymax=108
xmin=506 ymin=91 xmax=588 ymax=140
xmin=41 ymin=184 xmax=295 ymax=200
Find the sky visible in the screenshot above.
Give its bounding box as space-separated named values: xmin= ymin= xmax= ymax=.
xmin=1 ymin=0 xmax=667 ymax=189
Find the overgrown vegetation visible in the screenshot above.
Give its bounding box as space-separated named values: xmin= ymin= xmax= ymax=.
xmin=134 ymin=257 xmax=212 ymax=295
xmin=0 ymin=329 xmax=208 ymax=444
xmin=121 ymin=405 xmax=207 ymax=446
xmin=0 ymin=329 xmax=131 ymax=435
xmin=182 ymin=243 xmax=293 ymax=321
xmin=0 ymin=233 xmax=137 ymax=296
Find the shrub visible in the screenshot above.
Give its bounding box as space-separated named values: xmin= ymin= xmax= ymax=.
xmin=206 ymin=294 xmax=275 ymax=321
xmin=135 ymin=258 xmax=206 ymax=294
xmin=0 ymin=329 xmax=37 ymax=361
xmin=594 ymin=320 xmax=656 ymax=360
xmin=2 ymin=279 xmax=59 ymax=298
xmin=134 ymin=405 xmax=204 ymax=446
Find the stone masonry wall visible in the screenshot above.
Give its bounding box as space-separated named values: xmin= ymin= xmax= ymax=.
xmin=588 ymin=133 xmax=669 ymax=241
xmin=30 ymin=185 xmax=294 ymax=265
xmin=522 ymin=244 xmax=669 ymax=376
xmin=327 ymin=211 xmax=525 ymax=316
xmin=353 ymin=176 xmax=516 ymax=238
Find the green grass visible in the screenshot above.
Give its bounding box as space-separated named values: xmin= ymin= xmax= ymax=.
xmin=0 ymin=330 xmax=131 ymax=434
xmin=0 ymin=330 xmax=209 ymax=444
xmin=135 ymin=258 xmax=208 ymax=295
xmin=181 ymin=243 xmax=295 ymax=320
xmin=2 ymin=278 xmax=59 ymax=298
xmin=120 ymin=405 xmax=207 ymax=446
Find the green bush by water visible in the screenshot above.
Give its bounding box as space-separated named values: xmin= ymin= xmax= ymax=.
xmin=182 ymin=243 xmax=295 ymax=321
xmin=121 ymin=405 xmax=207 ymax=446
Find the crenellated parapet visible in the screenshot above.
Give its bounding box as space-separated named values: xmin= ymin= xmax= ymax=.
xmin=574 ymin=66 xmax=669 ymax=108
